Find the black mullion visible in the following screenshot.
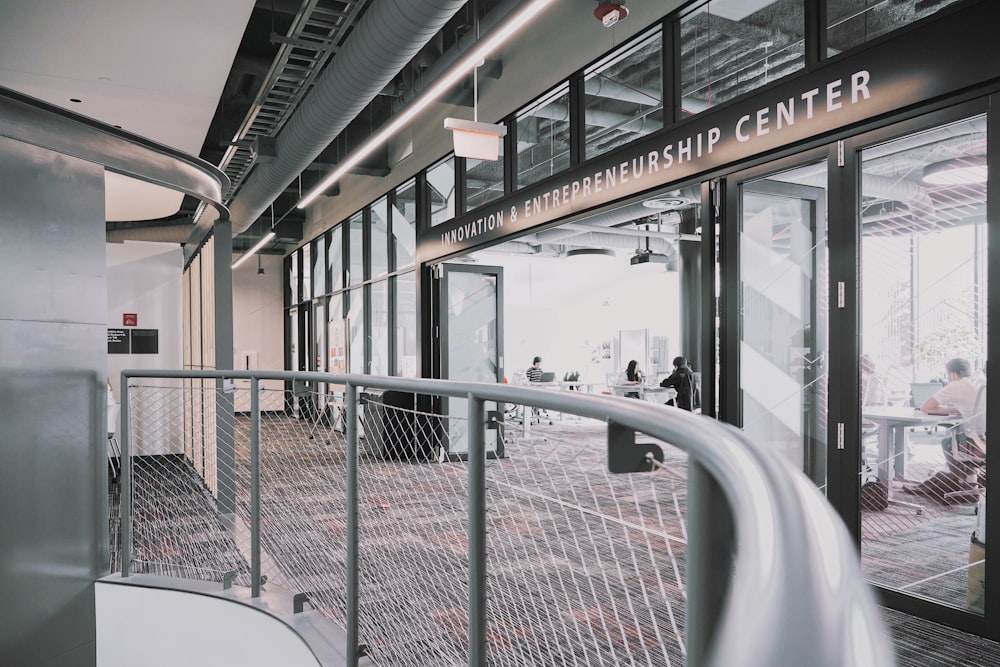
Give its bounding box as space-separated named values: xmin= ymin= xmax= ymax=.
xmin=700 ymin=179 xmax=717 ymax=418
xmin=503 ymin=117 xmax=515 ymax=196
xmin=456 ymin=155 xmax=468 ymax=217
xmin=568 ymin=71 xmax=585 ymax=167
xmin=806 ymin=0 xmax=825 ymax=68
xmin=664 ymin=14 xmax=680 ymax=126
xmin=984 ymin=90 xmax=1000 ymax=639
xmin=828 ymin=138 xmax=860 ymax=538
xmin=720 ymin=176 xmax=741 ymax=427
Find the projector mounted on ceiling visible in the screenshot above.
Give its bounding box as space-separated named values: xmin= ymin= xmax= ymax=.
xmin=630 ymin=250 xmax=671 ymax=267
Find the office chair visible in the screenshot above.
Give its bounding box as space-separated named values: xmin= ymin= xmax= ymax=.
xmin=940 ymin=384 xmax=987 ymax=505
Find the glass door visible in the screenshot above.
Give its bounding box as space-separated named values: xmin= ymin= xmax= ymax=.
xmin=438 ymin=263 xmax=504 ymax=458
xmin=725 ymin=158 xmax=829 ymax=486
xmin=857 ymin=113 xmax=988 ymax=616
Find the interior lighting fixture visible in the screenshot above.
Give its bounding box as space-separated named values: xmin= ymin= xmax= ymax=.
xmin=921 ymin=158 xmax=988 ymax=186
xmin=232 ymin=232 xmax=275 ymax=269
xmin=257 ymin=255 xmax=266 ymax=275
xmin=566 ymin=248 xmax=615 ymax=258
xmin=297 ymin=0 xmax=554 ymax=209
xmin=444 ymin=117 xmax=507 ymax=160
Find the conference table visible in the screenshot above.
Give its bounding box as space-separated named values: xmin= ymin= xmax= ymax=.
xmin=862 ymin=405 xmax=946 ymax=482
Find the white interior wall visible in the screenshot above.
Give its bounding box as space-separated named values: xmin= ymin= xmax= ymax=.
xmin=472 ymin=251 xmax=680 ymax=387
xmin=105 ymin=241 xmax=184 ymax=452
xmin=232 ymin=252 xmax=285 ymax=410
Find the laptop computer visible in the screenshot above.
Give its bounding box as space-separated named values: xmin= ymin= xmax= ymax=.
xmin=539 ymin=371 xmax=556 ymax=383
xmin=910 ymin=382 xmax=943 ymax=408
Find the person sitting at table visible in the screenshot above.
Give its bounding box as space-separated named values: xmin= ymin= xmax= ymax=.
xmin=660 ymin=356 xmax=700 ymax=411
xmin=617 ymin=360 xmax=643 ymax=398
xmin=525 ymin=356 xmax=544 ymax=383
xmin=903 ymin=357 xmax=985 ymax=499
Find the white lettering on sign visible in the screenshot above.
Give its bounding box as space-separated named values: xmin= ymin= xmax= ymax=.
xmin=436 ymin=70 xmax=873 ymax=250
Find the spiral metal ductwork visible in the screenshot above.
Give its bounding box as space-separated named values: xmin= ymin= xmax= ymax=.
xmin=228 ymin=0 xmax=467 ymax=236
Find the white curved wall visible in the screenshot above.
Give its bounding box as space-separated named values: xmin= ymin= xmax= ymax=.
xmin=95 ymin=582 xmax=321 ymax=667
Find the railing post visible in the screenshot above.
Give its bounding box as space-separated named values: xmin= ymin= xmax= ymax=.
xmin=345 ymin=383 xmax=360 ymax=666
xmin=467 ymin=392 xmax=487 ymax=667
xmin=250 ymin=377 xmax=262 ymax=597
xmin=119 ymin=373 xmax=132 ymax=578
xmin=686 ymin=459 xmax=733 ymax=667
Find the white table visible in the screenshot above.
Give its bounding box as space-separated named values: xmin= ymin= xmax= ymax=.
xmin=610 ymin=384 xmax=676 ymax=403
xmin=862 ymin=406 xmax=946 ymax=482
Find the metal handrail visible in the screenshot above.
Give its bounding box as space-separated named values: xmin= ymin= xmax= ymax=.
xmin=119 ymin=368 xmax=894 ymax=667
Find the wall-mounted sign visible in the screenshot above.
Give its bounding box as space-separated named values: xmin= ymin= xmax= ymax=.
xmin=108 ymin=328 xmax=130 ymax=354
xmin=417 ymin=1 xmax=1000 ymax=264
xmin=130 ymin=328 xmax=159 ymax=354
xmin=123 ymin=313 xmax=137 ymax=327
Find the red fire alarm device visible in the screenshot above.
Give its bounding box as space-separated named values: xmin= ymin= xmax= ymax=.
xmin=123 ymin=313 xmax=138 ymax=327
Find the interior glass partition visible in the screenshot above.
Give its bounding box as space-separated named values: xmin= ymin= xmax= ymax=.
xmin=583 ymin=27 xmax=663 ymax=160
xmin=396 ymin=271 xmax=417 ymax=377
xmin=371 ymin=196 xmax=389 ymax=280
xmin=394 ymin=179 xmax=417 ymax=269
xmin=466 ymin=143 xmax=505 ymax=211
xmin=515 ymin=83 xmax=571 ymax=189
xmin=827 ymin=0 xmax=965 ymax=55
xmin=858 ymin=114 xmax=988 ymax=614
xmin=680 ymin=0 xmax=805 ymax=117
xmin=428 ymin=155 xmax=456 ymax=227
xmin=735 ymin=160 xmax=829 ymax=485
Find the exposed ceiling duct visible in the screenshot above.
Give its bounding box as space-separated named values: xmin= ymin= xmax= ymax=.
xmin=227 ymin=0 xmax=468 ymax=237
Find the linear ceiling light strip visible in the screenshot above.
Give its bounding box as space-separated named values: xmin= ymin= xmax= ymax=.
xmin=296 ymin=0 xmax=555 ymax=209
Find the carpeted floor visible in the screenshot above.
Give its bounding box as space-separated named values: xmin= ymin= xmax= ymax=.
xmin=110 ymin=410 xmax=998 ymax=666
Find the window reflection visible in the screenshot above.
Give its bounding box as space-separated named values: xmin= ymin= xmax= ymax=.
xmin=394 ymin=179 xmax=417 ymax=270
xmin=584 ymin=27 xmax=663 ymax=160
xmin=348 ymin=211 xmax=364 ymax=285
xmin=516 ymin=83 xmax=570 ymax=189
xmin=371 ymin=197 xmax=389 ymax=280
xmin=396 ymin=271 xmax=417 ymax=377
xmin=680 ymin=0 xmax=805 ymax=116
xmin=428 ymin=156 xmax=456 ymax=227
xmin=859 ymin=114 xmax=987 ymax=615
xmin=827 ymin=0 xmax=964 ymax=55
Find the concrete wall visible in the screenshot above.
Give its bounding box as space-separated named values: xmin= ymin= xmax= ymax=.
xmin=0 ymin=137 xmax=107 ymax=666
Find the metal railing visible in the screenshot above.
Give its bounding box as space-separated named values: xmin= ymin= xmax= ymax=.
xmin=116 ymin=369 xmax=894 ymax=667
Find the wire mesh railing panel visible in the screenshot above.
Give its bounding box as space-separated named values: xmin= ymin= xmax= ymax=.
xmin=243 ymin=386 xmax=352 ymax=621
xmin=115 ymin=371 xmax=893 ymax=666
xmin=125 ymin=381 xmax=250 ymax=585
xmin=483 ymin=414 xmax=688 ymax=666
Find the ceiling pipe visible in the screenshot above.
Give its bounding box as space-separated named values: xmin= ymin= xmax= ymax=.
xmin=532 ymin=202 xmax=681 ymax=244
xmin=227 ymin=0 xmax=468 ymax=237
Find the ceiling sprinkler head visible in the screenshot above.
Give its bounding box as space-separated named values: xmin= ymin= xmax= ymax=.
xmin=594 ymin=3 xmax=628 ymax=28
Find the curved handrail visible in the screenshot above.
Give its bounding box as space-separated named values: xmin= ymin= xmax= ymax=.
xmin=120 ymin=369 xmax=894 ymax=667
xmin=0 ymin=85 xmax=230 ymax=224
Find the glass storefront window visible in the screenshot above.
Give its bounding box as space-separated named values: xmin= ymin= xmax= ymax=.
xmin=584 ymin=27 xmax=663 ymax=160
xmin=328 ymin=224 xmax=344 ymax=293
xmin=466 ymin=142 xmax=505 ymax=212
xmin=327 ymin=292 xmax=346 ymax=374
xmin=312 ymin=235 xmax=326 ymax=297
xmin=395 ymin=271 xmax=417 ymax=377
xmin=371 ymin=197 xmax=390 ymax=280
xmin=827 ymin=0 xmax=964 ymax=56
xmin=370 ymin=280 xmax=389 ymax=375
xmin=428 ymin=155 xmax=456 ymax=227
xmin=515 ymin=83 xmax=571 ymax=189
xmin=348 ymin=211 xmax=364 ymax=285
xmin=859 ymin=115 xmax=987 ymax=613
xmin=301 ymin=243 xmax=312 ymax=301
xmin=287 ymin=253 xmax=299 ymax=306
xmin=394 ymin=179 xmax=417 ymax=270
xmin=680 ymin=0 xmax=805 ymax=117
xmin=347 ymin=288 xmax=364 ymax=374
